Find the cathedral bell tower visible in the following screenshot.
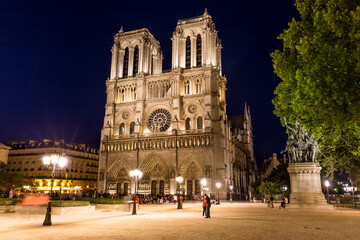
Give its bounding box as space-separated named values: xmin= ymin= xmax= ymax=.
xmin=110 ymin=28 xmax=163 ymax=79
xmin=171 ymin=9 xmax=222 ymax=74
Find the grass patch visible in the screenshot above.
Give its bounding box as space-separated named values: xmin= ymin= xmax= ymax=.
xmin=52 ymin=200 xmax=90 ymax=207
xmin=333 ymin=203 xmax=360 ymax=210
xmin=0 ymin=198 xmax=19 ymax=205
xmin=76 ymin=198 xmax=125 ymax=204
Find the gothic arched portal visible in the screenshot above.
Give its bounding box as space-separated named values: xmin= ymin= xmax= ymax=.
xmin=140 ymin=153 xmax=170 ymax=195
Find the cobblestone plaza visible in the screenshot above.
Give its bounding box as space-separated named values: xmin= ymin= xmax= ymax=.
xmin=0 ymin=203 xmax=359 ymax=240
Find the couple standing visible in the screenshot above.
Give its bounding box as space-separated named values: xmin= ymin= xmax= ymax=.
xmin=202 ymin=194 xmax=211 ymax=218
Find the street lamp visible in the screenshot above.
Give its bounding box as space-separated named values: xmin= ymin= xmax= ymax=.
xmin=176 ymin=176 xmax=183 ymax=209
xmin=42 ymin=154 xmax=67 ymax=226
xmin=129 ymin=169 xmax=143 ymax=215
xmin=201 ymin=178 xmax=207 ymax=195
xmin=229 ymin=186 xmax=233 ymax=203
xmin=216 ymin=183 xmax=221 ymax=205
xmin=324 ymin=180 xmax=330 ymax=204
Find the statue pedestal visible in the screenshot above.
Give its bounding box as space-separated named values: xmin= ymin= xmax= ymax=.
xmin=287 ymin=162 xmax=333 ymax=210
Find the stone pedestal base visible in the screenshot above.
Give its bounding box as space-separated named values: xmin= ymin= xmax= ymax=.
xmin=288 ymin=162 xmax=333 ymax=210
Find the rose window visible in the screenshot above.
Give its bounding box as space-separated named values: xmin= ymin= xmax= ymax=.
xmin=188 ymin=104 xmax=197 ymax=114
xmin=148 ymin=109 xmax=171 ymax=132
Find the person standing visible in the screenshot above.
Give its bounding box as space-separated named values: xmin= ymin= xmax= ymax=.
xmin=270 ymin=195 xmax=274 ymax=208
xmin=202 ymin=197 xmax=206 ymax=217
xmin=205 ymin=194 xmax=211 ymax=218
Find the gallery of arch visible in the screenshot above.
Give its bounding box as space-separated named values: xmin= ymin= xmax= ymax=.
xmin=98 ymin=10 xmax=257 ymax=200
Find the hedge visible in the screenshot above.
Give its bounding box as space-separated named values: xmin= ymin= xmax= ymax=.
xmin=76 ymin=197 xmax=125 ymax=204
xmin=52 ymin=200 xmax=90 ymax=207
xmin=333 ymin=203 xmax=359 ymax=210
xmin=0 ymin=198 xmax=18 ymax=205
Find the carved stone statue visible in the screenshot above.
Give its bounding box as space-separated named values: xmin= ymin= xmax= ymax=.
xmin=282 ymin=118 xmax=320 ymax=163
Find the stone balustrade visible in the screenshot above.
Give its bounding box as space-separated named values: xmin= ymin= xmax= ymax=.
xmin=102 ymin=132 xmax=213 ymax=152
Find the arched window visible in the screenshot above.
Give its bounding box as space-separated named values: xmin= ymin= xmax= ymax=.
xmin=123 ymin=47 xmax=129 ymax=78
xmin=184 ymin=80 xmax=190 ymax=95
xmin=196 ymin=34 xmax=202 ymax=67
xmin=195 ymin=79 xmax=201 ymax=93
xmin=185 ymin=118 xmax=191 ymax=130
xmin=197 ymin=116 xmax=203 ymax=129
xmin=130 ymin=122 xmax=135 ymax=134
xmin=119 ymin=123 xmax=125 ymax=135
xmin=185 ymin=36 xmax=191 ymax=68
xmin=133 ymin=46 xmax=139 ymax=75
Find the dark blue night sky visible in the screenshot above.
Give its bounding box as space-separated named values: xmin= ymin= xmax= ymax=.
xmin=0 ymin=0 xmax=299 ymax=167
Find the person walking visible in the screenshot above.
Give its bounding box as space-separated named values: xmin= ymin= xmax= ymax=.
xmin=202 ymin=197 xmax=206 ymax=217
xmin=270 ymin=195 xmax=274 ymax=208
xmin=284 ymin=196 xmax=288 ymax=208
xmin=205 ymin=194 xmax=211 ymax=218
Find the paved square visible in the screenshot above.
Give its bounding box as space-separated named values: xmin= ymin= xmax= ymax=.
xmin=0 ymin=202 xmax=359 ymax=240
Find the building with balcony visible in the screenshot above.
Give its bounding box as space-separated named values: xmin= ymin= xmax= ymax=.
xmin=98 ymin=10 xmax=257 ymax=200
xmin=7 ymin=139 xmax=99 ymax=193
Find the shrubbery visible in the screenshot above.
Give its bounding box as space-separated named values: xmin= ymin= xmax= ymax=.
xmin=77 ymin=197 xmax=125 ymax=204
xmin=52 ymin=200 xmax=90 ymax=207
xmin=0 ymin=198 xmax=18 ymax=205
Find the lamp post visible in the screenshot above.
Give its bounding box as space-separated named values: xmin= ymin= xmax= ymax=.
xmin=229 ymin=185 xmax=233 ymax=203
xmin=130 ymin=169 xmax=143 ymax=215
xmin=324 ymin=180 xmax=330 ymax=204
xmin=176 ymin=176 xmax=183 ymax=209
xmin=42 ymin=154 xmax=67 ymax=226
xmin=216 ymin=183 xmax=221 ymax=205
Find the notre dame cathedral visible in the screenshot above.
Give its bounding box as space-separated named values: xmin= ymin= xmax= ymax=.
xmin=98 ymin=10 xmax=257 ymax=200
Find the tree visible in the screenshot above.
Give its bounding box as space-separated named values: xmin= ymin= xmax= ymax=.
xmin=258 ymin=181 xmax=283 ymax=196
xmin=271 ymin=0 xmax=360 ymax=178
xmin=0 ymin=163 xmax=33 ymax=191
xmin=254 ymin=163 xmax=291 ymax=195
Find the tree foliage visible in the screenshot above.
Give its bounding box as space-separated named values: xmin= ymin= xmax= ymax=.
xmin=0 ymin=163 xmax=32 ymax=191
xmin=254 ymin=164 xmax=291 ymax=195
xmin=271 ymin=0 xmax=360 ymax=179
xmin=258 ymin=181 xmax=283 ymax=196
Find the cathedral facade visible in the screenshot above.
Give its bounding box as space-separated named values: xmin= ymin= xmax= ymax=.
xmin=98 ymin=10 xmax=257 ymax=200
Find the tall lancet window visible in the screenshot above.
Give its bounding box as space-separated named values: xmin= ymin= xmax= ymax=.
xmin=197 ymin=116 xmax=203 ymax=129
xmin=123 ymin=47 xmax=129 ymax=78
xmin=185 ymin=36 xmax=191 ymax=68
xmin=133 ymin=46 xmax=139 ymax=76
xmin=130 ymin=122 xmax=135 ymax=134
xmin=196 ymin=34 xmax=202 ymax=67
xmin=185 ymin=118 xmax=191 ymax=130
xmin=195 ymin=79 xmax=201 ymax=93
xmin=119 ymin=123 xmax=125 ymax=135
xmin=184 ymin=80 xmax=190 ymax=95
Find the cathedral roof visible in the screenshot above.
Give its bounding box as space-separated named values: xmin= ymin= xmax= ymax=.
xmin=114 ymin=28 xmax=160 ymax=46
xmin=177 ymin=9 xmax=212 ymax=25
xmin=7 ymin=139 xmax=99 ymax=154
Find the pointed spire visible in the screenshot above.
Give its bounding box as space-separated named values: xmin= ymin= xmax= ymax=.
xmin=204 ymin=8 xmax=209 ymax=16
xmin=119 ymin=26 xmax=124 ymax=33
xmin=244 ymin=102 xmax=248 ymax=120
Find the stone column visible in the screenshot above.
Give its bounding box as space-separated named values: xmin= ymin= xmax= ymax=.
xmin=118 ymin=49 xmax=125 ymax=78
xmin=110 ymin=45 xmax=118 ymax=79
xmin=128 ymin=47 xmax=134 ymax=77
xmin=191 ymin=35 xmax=196 ymax=67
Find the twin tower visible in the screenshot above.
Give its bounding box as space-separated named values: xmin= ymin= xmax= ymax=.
xmin=109 ymin=9 xmax=222 ymax=79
